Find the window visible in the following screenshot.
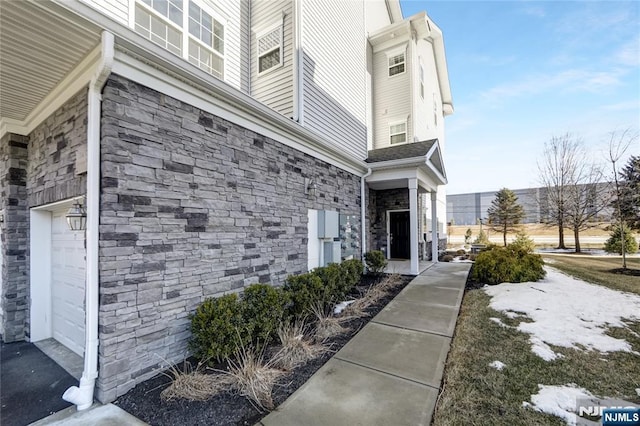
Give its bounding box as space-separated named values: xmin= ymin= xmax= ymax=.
xmin=135 ymin=0 xmax=183 ymax=55
xmin=419 ymin=64 xmax=425 ymax=99
xmin=389 ymin=121 xmax=407 ymax=145
xmin=188 ymin=1 xmax=224 ymax=78
xmin=257 ymin=26 xmax=283 ymax=74
xmin=134 ymin=0 xmax=225 ymax=79
xmin=388 ymin=52 xmax=405 ymax=76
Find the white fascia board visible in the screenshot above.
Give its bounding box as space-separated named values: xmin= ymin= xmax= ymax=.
xmin=367 ymin=167 xmax=418 ymax=183
xmin=367 ymin=155 xmax=427 ymax=171
xmin=113 ymin=52 xmax=366 ymax=176
xmin=417 ymin=168 xmax=440 ymax=190
xmin=0 ymin=45 xmax=100 ymax=139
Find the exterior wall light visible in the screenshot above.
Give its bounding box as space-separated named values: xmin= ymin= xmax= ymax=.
xmin=66 ymin=201 xmax=87 ymax=231
xmin=304 ymin=178 xmax=317 ymax=197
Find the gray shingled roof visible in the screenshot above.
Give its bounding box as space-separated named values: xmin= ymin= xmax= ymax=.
xmin=366 ymin=139 xmax=438 ymax=163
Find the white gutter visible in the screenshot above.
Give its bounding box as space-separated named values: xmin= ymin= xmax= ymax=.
xmin=293 ymin=0 xmax=304 ymax=124
xmin=360 ymin=168 xmax=373 ymax=262
xmin=63 ymin=30 xmax=114 ymax=411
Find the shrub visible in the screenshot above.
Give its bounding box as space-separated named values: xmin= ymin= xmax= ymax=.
xmin=189 ymin=294 xmax=248 ymax=362
xmin=509 ymin=230 xmax=536 ymax=253
xmin=455 ymin=249 xmax=466 ymax=256
xmin=284 ymin=272 xmax=327 ymax=317
xmin=341 ymin=259 xmax=364 ymax=292
xmin=364 ymin=250 xmax=387 ymax=275
xmin=313 ymin=263 xmax=346 ymax=301
xmin=471 ymin=246 xmax=545 ymax=285
xmin=604 ymin=224 xmax=638 ymax=255
xmin=474 ymin=230 xmax=490 ymax=245
xmin=442 ymin=254 xmax=454 ymax=262
xmin=464 ymin=228 xmax=473 ymax=245
xmin=242 ymin=284 xmax=290 ymax=344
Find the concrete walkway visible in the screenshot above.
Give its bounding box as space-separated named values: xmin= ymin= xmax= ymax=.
xmin=260 ymin=262 xmax=471 ymax=426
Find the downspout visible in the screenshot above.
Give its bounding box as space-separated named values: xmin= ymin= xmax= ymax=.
xmin=293 ymin=0 xmax=304 ymax=123
xmin=360 ymin=168 xmax=372 ymax=263
xmin=63 ymin=30 xmax=114 ymax=411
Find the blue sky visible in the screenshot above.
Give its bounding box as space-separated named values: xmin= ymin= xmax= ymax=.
xmin=399 ymin=0 xmax=640 ymax=194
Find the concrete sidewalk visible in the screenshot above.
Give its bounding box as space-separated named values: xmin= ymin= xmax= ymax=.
xmin=260 ymin=262 xmax=471 ymax=426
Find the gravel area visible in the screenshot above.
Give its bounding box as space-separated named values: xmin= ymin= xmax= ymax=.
xmin=114 ymin=274 xmax=413 ymax=426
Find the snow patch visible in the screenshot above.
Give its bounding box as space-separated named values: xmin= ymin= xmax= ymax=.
xmin=333 ymin=300 xmax=355 ymax=315
xmin=489 ymin=317 xmax=509 ymax=327
xmin=484 ymin=267 xmax=640 ymax=360
xmin=525 ymin=384 xmax=595 ymax=426
xmin=636 ymin=388 xmax=640 ymax=397
xmin=489 ymin=360 xmax=505 ymax=370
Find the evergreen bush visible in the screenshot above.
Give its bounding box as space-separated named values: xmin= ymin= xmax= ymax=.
xmin=471 ymin=246 xmax=545 ymax=285
xmin=604 ymin=224 xmax=638 ymax=255
xmin=364 ymin=250 xmax=387 ymax=275
xmin=242 ymin=284 xmax=290 ymax=343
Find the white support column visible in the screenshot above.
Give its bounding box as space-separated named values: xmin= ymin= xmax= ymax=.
xmin=409 ymin=179 xmax=419 ymax=275
xmin=431 ymin=191 xmax=439 ymax=263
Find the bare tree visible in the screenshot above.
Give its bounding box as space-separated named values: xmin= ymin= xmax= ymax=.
xmin=537 ymin=134 xmax=583 ymax=249
xmin=607 ymin=128 xmax=639 ymax=269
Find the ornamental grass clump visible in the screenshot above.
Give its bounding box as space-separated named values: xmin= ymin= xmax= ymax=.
xmin=272 ymin=320 xmax=326 ymax=370
xmin=160 ymin=361 xmax=233 ymax=402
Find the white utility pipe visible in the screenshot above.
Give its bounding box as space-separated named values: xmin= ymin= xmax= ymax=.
xmin=360 ymin=168 xmax=372 ymax=263
xmin=63 ymin=31 xmax=114 ymax=411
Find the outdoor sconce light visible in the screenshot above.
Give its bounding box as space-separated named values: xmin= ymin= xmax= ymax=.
xmin=66 ymin=201 xmax=87 ymax=231
xmin=304 ymin=178 xmax=317 ymax=197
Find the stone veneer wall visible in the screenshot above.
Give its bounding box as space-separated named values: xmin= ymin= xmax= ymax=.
xmin=369 ymin=188 xmax=409 ymax=254
xmin=96 ymin=75 xmax=362 ymax=402
xmin=0 ymin=89 xmax=88 ymax=342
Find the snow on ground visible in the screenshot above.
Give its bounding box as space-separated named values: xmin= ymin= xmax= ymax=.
xmin=524 ymin=384 xmax=596 ymax=426
xmin=489 ymin=317 xmax=510 ymax=328
xmin=333 ymin=300 xmax=355 ymax=315
xmin=489 ymin=360 xmax=505 ymax=370
xmin=484 ymin=267 xmax=640 ymax=360
xmin=636 ymin=388 xmax=640 ymax=397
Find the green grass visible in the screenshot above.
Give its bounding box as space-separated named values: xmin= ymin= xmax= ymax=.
xmin=542 ymin=255 xmax=640 ymax=295
xmin=433 ymin=266 xmax=640 ymax=426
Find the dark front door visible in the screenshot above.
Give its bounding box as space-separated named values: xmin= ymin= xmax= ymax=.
xmin=389 ymin=211 xmax=410 ymax=259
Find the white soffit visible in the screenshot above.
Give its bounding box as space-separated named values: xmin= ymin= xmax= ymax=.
xmin=0 ymin=1 xmax=100 ymax=122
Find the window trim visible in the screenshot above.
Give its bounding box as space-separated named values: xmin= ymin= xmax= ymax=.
xmin=386 ymin=45 xmax=407 ymax=78
xmin=256 ymin=21 xmax=284 ymax=76
xmin=419 ymin=62 xmax=425 ymax=99
xmin=389 ymin=120 xmax=408 ymax=145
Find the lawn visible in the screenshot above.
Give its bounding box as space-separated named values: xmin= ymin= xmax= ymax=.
xmin=541 ymin=254 xmax=640 ymax=295
xmin=433 ymin=262 xmax=640 ymax=426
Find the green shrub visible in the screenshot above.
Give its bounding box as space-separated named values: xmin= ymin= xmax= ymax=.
xmin=442 ymin=254 xmax=454 ymax=262
xmin=364 ymin=250 xmax=387 ymax=275
xmin=474 ymin=230 xmax=490 ymax=245
xmin=509 ymin=230 xmax=536 ymax=253
xmin=340 ymin=259 xmax=364 ymax=294
xmin=314 ymin=263 xmax=346 ymax=300
xmin=471 ymin=246 xmax=545 ymax=285
xmin=455 ymin=249 xmax=466 ymax=256
xmin=604 ymin=224 xmax=638 ymax=255
xmin=284 ymin=272 xmax=327 ymax=317
xmin=189 ymin=293 xmax=247 ymax=362
xmin=242 ymin=284 xmax=290 ymax=344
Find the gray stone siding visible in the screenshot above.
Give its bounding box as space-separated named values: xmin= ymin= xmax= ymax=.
xmin=96 ymin=75 xmax=361 ymax=402
xmin=369 ymin=188 xmax=409 ymax=254
xmin=0 ymin=89 xmax=88 ymax=342
xmin=0 ymin=134 xmax=29 ymax=341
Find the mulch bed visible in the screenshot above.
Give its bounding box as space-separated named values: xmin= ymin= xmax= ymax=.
xmin=114 ymin=274 xmax=413 ymax=426
xmin=609 ymin=267 xmax=640 ymax=277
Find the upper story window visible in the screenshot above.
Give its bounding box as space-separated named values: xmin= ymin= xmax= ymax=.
xmin=134 ymin=0 xmax=225 ymax=79
xmin=389 ymin=121 xmax=407 ymax=144
xmin=257 ymin=25 xmax=283 ymax=74
xmin=419 ymin=63 xmax=425 ymax=99
xmin=388 ymin=52 xmax=405 ymax=77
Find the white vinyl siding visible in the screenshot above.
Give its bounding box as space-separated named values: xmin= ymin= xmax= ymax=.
xmin=251 ymin=0 xmax=293 ymax=117
xmin=80 ymin=0 xmax=129 ymax=25
xmin=414 ymin=38 xmax=444 ymax=143
xmin=302 ymin=0 xmax=367 ymax=159
xmin=257 ymin=25 xmax=283 ymax=74
xmin=373 ymin=44 xmax=411 ymax=149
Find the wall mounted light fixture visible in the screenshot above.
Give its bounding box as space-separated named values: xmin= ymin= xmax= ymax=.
xmin=66 ymin=201 xmax=87 ymax=231
xmin=304 ymin=178 xmax=317 ymax=197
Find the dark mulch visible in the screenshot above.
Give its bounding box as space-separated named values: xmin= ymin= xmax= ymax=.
xmin=609 ymin=267 xmax=640 ymax=277
xmin=464 ymin=265 xmax=485 ymax=291
xmin=114 ymin=274 xmax=413 ymax=426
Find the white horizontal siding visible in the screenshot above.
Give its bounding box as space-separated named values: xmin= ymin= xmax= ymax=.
xmin=80 ymin=0 xmax=129 ymax=25
xmin=415 ymin=39 xmax=444 ymax=145
xmin=302 ymin=0 xmax=367 ymax=160
xmin=251 ymin=0 xmax=294 ymax=117
xmin=372 ymin=43 xmax=411 ymax=149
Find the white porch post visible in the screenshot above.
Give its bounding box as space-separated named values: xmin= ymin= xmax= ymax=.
xmin=431 ymin=191 xmax=439 ymax=262
xmin=409 ymin=179 xmax=419 ymax=275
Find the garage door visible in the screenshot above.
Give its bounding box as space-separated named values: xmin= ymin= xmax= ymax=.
xmin=51 ymin=208 xmax=86 ymax=356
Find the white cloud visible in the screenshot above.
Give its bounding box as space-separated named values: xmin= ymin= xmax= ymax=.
xmin=520 ymin=5 xmax=545 ymax=18
xmin=614 ymin=38 xmax=640 ymax=67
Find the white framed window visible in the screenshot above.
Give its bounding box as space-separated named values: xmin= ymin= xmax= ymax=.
xmin=419 ymin=63 xmax=425 ymax=99
xmin=388 ymin=52 xmax=405 ymax=77
xmin=389 ymin=121 xmax=407 ymax=145
xmin=257 ymin=24 xmax=283 ymax=74
xmin=133 ymin=0 xmax=225 ymax=79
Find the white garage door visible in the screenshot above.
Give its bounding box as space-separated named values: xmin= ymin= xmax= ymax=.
xmin=51 ymin=208 xmax=86 ymax=356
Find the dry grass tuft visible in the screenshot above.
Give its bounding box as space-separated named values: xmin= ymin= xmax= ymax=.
xmin=225 ymin=345 xmax=284 ymax=412
xmin=342 ymin=274 xmax=403 ymax=318
xmin=160 ymin=361 xmax=232 ymax=401
xmin=272 ymin=321 xmax=326 ymax=370
xmin=311 ymin=302 xmax=348 ymax=342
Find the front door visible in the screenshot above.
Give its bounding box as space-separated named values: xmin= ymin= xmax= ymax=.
xmin=389 ymin=211 xmax=410 ymax=259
